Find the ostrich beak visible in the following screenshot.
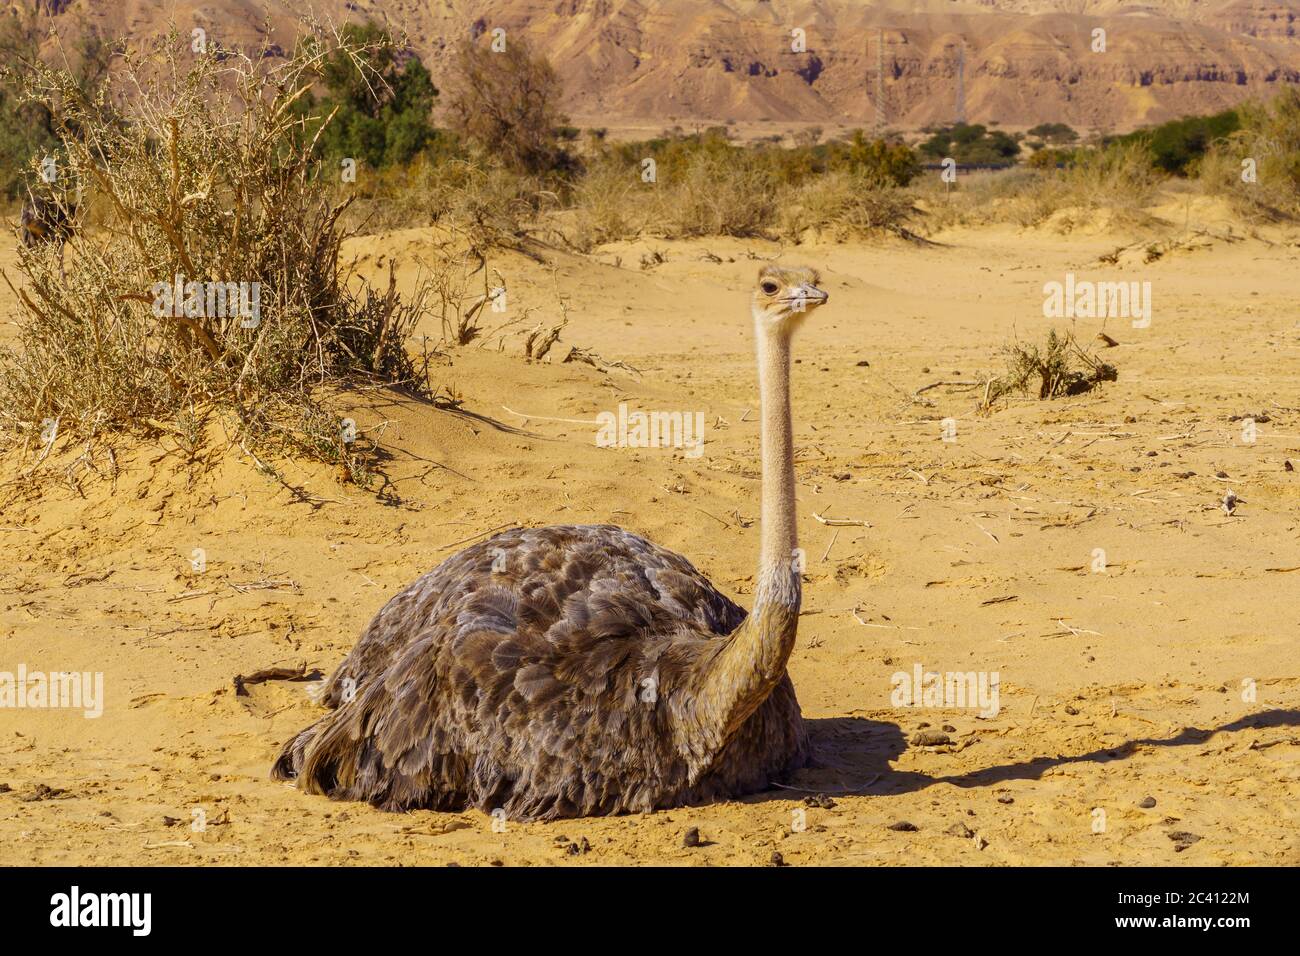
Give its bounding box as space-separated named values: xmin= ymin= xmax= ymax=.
xmin=785 ymin=283 xmax=828 ymax=313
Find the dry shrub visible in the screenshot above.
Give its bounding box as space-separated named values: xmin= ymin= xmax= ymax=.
xmin=776 ymin=170 xmax=916 ymax=240
xmin=917 ymin=144 xmax=1161 ymax=231
xmin=665 ymin=151 xmax=776 ymax=237
xmin=915 ymin=167 xmax=1053 ymax=229
xmin=567 ymin=158 xmax=655 ymax=250
xmin=443 ymin=36 xmax=568 ymax=176
xmin=1200 ymin=89 xmax=1300 ymax=220
xmin=564 ymin=148 xmax=778 ymax=245
xmin=332 ymin=155 xmax=543 ymax=251
xmin=985 ymin=329 xmax=1117 ymax=409
xmin=0 ymin=27 xmax=431 ymax=483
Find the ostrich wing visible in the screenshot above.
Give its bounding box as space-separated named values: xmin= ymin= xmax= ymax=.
xmin=280 ymin=525 xmax=752 ymax=816
xmin=316 ymin=525 xmax=745 ymax=708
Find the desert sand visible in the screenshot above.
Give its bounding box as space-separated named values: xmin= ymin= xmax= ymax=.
xmin=1 ymin=200 xmax=1298 ymax=866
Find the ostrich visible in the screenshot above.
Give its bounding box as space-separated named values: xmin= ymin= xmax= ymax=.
xmin=19 ymin=191 xmax=77 ymax=277
xmin=272 ymin=265 xmax=830 ymax=820
xmin=20 ymin=192 xmax=77 ymax=251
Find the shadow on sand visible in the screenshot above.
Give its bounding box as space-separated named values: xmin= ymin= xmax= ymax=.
xmin=760 ymin=708 xmax=1300 ymax=799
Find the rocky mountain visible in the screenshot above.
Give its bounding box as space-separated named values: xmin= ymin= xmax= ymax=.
xmin=43 ymin=0 xmax=1300 ymax=131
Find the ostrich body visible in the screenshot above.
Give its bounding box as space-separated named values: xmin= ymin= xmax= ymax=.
xmin=19 ymin=192 xmax=76 ymax=251
xmin=273 ymin=266 xmax=829 ymax=820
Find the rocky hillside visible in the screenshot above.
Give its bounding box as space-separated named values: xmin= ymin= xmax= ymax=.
xmin=47 ymin=0 xmax=1300 ymax=131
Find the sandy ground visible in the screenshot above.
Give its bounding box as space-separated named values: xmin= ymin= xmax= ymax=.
xmin=1 ymin=201 xmax=1298 ymax=866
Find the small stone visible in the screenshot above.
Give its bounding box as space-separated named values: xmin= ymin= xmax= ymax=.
xmin=855 ymin=360 xmax=869 ymax=367
xmin=1139 ymin=796 xmax=1156 ymax=809
xmin=1168 ymin=830 xmax=1201 ymax=852
xmin=887 ymin=820 xmax=918 ymax=832
xmin=1064 ymin=705 xmax=1079 ymax=715
xmin=996 ymin=793 xmax=1014 ymax=805
xmin=17 ymin=783 xmax=65 ymax=802
xmin=682 ymin=827 xmax=701 ymax=848
xmin=162 ymin=815 xmax=182 ymax=827
xmin=944 ymin=821 xmax=975 ymax=839
xmin=910 ymin=730 xmax=952 ymax=747
xmin=803 ymin=793 xmax=836 ymax=809
xmin=941 ymin=724 xmax=956 ymax=733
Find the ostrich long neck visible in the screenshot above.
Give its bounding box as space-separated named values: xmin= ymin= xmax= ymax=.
xmin=691 ymin=314 xmax=801 ymax=751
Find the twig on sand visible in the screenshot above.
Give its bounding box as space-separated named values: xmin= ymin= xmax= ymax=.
xmin=1054 ymin=619 xmax=1101 ymax=637
xmin=820 ymin=529 xmax=839 ymax=562
xmin=849 ymin=607 xmax=920 ymax=642
xmin=694 ymin=508 xmax=730 ymax=529
xmin=233 ymin=662 xmax=323 ymax=696
xmin=812 ymin=511 xmax=871 ymax=528
xmin=914 ymin=380 xmax=981 ymax=397
xmin=436 ymin=522 xmax=516 ymax=552
xmin=500 ymin=405 xmax=599 ymax=425
xmin=770 ymin=775 xmax=880 ymax=795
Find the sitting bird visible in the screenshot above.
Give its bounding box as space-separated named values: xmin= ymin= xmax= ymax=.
xmin=273 ymin=265 xmax=830 ymax=820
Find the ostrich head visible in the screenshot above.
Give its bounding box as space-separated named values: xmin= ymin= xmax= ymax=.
xmin=752 ymin=265 xmax=828 ymax=334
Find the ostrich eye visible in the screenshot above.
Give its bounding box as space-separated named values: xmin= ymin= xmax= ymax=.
xmin=760 ymin=281 xmax=780 ymax=295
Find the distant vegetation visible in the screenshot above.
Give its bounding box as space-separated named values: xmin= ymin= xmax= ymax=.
xmin=1026 ymin=123 xmax=1078 ymax=145
xmin=918 ymin=123 xmax=1021 ymax=165
xmin=296 ymin=22 xmax=441 ymax=170
xmin=0 ymin=6 xmax=111 ymax=200
xmin=1113 ymin=109 xmax=1241 ymax=176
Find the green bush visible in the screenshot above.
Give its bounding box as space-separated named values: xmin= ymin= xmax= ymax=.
xmin=1116 ymin=110 xmax=1240 ymax=176
xmin=1026 ymin=123 xmax=1078 ymax=145
xmin=296 ymin=23 xmax=439 ymax=170
xmin=918 ymin=123 xmax=1020 ymax=165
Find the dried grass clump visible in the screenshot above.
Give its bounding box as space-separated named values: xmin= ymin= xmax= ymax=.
xmin=333 ymin=155 xmax=545 ymax=252
xmin=915 ymin=167 xmax=1053 ymax=229
xmin=567 ymin=158 xmax=656 ymax=250
xmin=665 ymin=150 xmax=776 ymax=238
xmin=0 ymin=27 xmax=431 ymax=484
xmin=1200 ymin=89 xmax=1300 ymax=221
xmin=916 ymin=144 xmax=1161 ymax=231
xmin=776 ymin=170 xmax=916 ymax=240
xmin=984 ymin=329 xmax=1117 ymax=409
xmin=565 ymin=149 xmax=778 ymax=246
